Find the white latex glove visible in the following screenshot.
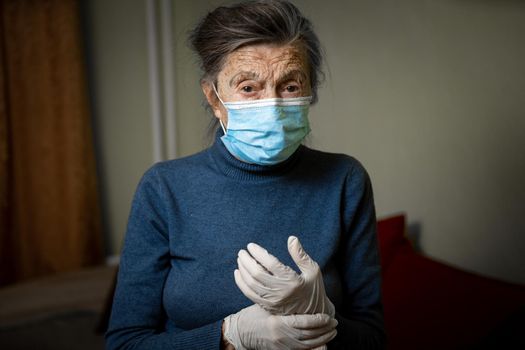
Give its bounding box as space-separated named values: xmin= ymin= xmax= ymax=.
xmin=223 ymin=304 xmax=337 ymax=350
xmin=235 ymin=236 xmax=335 ymax=318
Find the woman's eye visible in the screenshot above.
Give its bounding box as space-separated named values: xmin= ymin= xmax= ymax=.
xmin=285 ymin=85 xmax=299 ymax=93
xmin=241 ymin=86 xmax=254 ymax=93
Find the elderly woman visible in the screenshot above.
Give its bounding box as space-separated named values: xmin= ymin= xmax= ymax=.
xmin=106 ymin=1 xmax=384 ymax=349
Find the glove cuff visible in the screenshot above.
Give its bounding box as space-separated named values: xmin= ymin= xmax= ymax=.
xmin=223 ymin=313 xmax=247 ymax=350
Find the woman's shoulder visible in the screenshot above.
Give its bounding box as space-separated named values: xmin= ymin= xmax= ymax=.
xmin=147 ymin=148 xmax=211 ymax=175
xmin=136 ymin=148 xmax=212 ymax=189
xmin=301 ymin=146 xmax=369 ymax=180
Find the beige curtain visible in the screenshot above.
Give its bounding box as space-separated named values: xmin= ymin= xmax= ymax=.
xmin=0 ymin=0 xmax=103 ymax=286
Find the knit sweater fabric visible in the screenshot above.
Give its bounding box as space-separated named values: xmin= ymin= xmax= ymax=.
xmin=106 ymin=131 xmax=385 ymax=349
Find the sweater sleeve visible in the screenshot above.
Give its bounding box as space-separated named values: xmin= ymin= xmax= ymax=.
xmin=105 ymin=166 xmax=223 ymax=350
xmin=330 ymin=161 xmax=386 ymax=349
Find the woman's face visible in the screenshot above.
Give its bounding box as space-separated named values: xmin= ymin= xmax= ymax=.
xmin=202 ymin=42 xmax=311 ymax=127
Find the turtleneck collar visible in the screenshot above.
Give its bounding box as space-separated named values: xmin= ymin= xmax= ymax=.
xmin=208 ymin=129 xmax=304 ymax=181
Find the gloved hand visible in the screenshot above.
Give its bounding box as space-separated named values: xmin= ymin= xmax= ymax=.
xmin=223 ymin=304 xmax=337 ymax=350
xmin=234 ymin=236 xmax=335 ymax=318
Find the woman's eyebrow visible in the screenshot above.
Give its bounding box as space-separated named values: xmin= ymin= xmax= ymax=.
xmin=277 ymin=70 xmax=307 ymax=84
xmin=229 ymin=71 xmax=259 ymax=87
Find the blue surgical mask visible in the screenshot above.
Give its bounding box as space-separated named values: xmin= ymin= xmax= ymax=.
xmin=213 ymin=84 xmax=312 ymax=165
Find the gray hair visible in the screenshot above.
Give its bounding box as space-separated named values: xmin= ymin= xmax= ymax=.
xmin=189 ymin=0 xmax=324 ymax=108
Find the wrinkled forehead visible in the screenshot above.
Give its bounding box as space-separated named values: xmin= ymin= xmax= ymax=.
xmin=217 ymin=42 xmax=310 ymax=84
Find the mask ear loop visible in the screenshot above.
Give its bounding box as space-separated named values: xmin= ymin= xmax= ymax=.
xmin=212 ymin=83 xmax=228 ymax=135
xmin=219 ymin=120 xmax=227 ymax=135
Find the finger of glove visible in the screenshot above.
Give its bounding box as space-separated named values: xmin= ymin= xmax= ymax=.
xmin=277 ymin=316 xmax=337 ymax=348
xmin=297 ymin=329 xmax=337 ymax=349
xmin=288 ymin=236 xmax=317 ymax=275
xmin=237 ymin=256 xmax=294 ymax=296
xmin=234 ymin=269 xmax=271 ymax=306
xmin=279 ymin=332 xmax=334 ymax=350
xmin=291 ymin=324 xmax=338 ymax=341
xmin=282 ymin=313 xmax=337 ymax=330
xmin=237 ymin=251 xmax=277 ymax=286
xmin=261 ymin=315 xmax=333 ymax=349
xmin=247 ymin=242 xmax=297 ymax=278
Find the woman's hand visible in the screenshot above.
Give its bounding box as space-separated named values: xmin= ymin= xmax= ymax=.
xmin=234 ymin=236 xmax=335 ymax=318
xmin=223 ymin=304 xmax=337 ymax=350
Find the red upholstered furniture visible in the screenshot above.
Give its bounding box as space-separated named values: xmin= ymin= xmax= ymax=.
xmin=377 ymin=214 xmax=525 ymax=349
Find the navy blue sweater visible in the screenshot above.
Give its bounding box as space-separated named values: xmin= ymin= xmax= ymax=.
xmin=106 ymin=132 xmax=385 ymax=349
